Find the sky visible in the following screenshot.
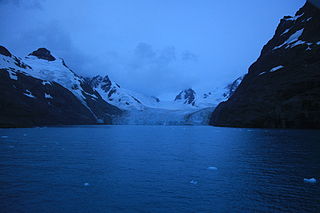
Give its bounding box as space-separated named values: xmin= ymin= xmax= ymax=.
xmin=0 ymin=0 xmax=306 ymax=98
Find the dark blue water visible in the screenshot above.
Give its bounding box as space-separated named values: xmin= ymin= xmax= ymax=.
xmin=0 ymin=126 xmax=319 ymax=213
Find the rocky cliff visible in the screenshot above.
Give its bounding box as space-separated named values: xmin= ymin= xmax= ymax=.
xmin=210 ymin=2 xmax=320 ymax=129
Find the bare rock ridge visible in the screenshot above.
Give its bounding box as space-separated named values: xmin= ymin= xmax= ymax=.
xmin=29 ymin=48 xmax=56 ymax=61
xmin=210 ymin=2 xmax=320 ymax=129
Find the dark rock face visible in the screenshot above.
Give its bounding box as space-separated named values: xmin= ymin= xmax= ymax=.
xmin=0 ymin=47 xmax=122 ymax=127
xmin=175 ymin=88 xmax=196 ymax=105
xmin=0 ymin=69 xmax=96 ymax=127
xmin=79 ymin=80 xmax=122 ymax=123
xmin=29 ymin=48 xmax=56 ymax=61
xmin=210 ymin=2 xmax=320 ymax=129
xmin=0 ymin=46 xmax=12 ymax=57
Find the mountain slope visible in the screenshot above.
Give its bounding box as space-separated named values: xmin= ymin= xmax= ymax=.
xmin=86 ymin=75 xmax=160 ymax=110
xmin=0 ymin=46 xmax=121 ymax=127
xmin=210 ymin=2 xmax=320 ymax=128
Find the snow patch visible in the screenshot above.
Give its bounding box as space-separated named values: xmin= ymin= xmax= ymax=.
xmin=259 ymin=66 xmax=284 ymax=76
xmin=273 ymin=29 xmax=304 ymax=50
xmin=281 ymin=29 xmax=290 ymax=36
xmin=23 ymin=90 xmax=36 ymax=98
xmin=284 ymin=13 xmax=304 ymax=21
xmin=44 ymin=93 xmax=53 ymax=99
xmin=42 ymin=80 xmax=51 ymax=86
xmin=270 ymin=65 xmax=284 ymax=72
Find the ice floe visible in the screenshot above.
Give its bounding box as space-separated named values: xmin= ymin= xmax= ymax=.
xmin=207 ymin=166 xmax=218 ymax=171
xmin=304 ymin=178 xmax=317 ymax=184
xmin=190 ymin=180 xmax=198 ymax=185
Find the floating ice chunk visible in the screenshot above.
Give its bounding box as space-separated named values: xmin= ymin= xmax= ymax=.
xmin=207 ymin=166 xmax=218 ymax=171
xmin=1 ymin=136 xmax=8 ymax=138
xmin=84 ymin=182 xmax=90 ymax=186
xmin=304 ymin=178 xmax=317 ymax=184
xmin=190 ymin=180 xmax=198 ymax=185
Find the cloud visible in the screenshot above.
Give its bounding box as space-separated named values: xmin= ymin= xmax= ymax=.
xmin=102 ymin=43 xmax=199 ymax=96
xmin=0 ymin=0 xmax=44 ymax=9
xmin=181 ymin=51 xmax=198 ymax=61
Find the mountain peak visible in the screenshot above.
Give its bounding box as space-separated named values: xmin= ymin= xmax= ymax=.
xmin=29 ymin=48 xmax=56 ymax=61
xmin=175 ymin=88 xmax=196 ymax=105
xmin=0 ymin=45 xmax=12 ymax=57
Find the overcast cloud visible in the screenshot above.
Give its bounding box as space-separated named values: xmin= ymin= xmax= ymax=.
xmin=0 ymin=0 xmax=305 ymax=96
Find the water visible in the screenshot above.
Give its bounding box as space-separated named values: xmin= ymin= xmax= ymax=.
xmin=0 ymin=126 xmax=319 ymax=213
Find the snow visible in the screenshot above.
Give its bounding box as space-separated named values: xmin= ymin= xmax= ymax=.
xmin=259 ymin=66 xmax=284 ymax=76
xmin=281 ymin=29 xmax=290 ymax=36
xmin=23 ymin=55 xmax=99 ymax=120
xmin=304 ymin=178 xmax=317 ymax=183
xmin=23 ymin=90 xmax=36 ymax=98
xmin=305 ymin=17 xmax=312 ymax=22
xmin=8 ymin=69 xmax=18 ymax=80
xmin=270 ymin=65 xmax=284 ymax=72
xmin=284 ymin=13 xmax=304 ymax=21
xmin=24 ymin=56 xmax=86 ymax=101
xmin=42 ymin=80 xmax=51 ymax=86
xmin=113 ymin=107 xmax=215 ymax=125
xmin=44 ymin=93 xmax=53 ymax=99
xmin=273 ymin=29 xmax=304 ymax=50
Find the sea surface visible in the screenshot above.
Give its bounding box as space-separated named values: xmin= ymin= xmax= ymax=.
xmin=0 ymin=125 xmax=319 ymax=213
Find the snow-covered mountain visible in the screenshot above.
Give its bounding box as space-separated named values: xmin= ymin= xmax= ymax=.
xmin=0 ymin=45 xmax=244 ymax=127
xmin=0 ymin=46 xmax=121 ymax=127
xmin=86 ymin=75 xmax=160 ymax=110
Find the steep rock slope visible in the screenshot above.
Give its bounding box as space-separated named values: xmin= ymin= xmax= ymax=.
xmin=0 ymin=46 xmax=121 ymax=127
xmin=210 ymin=2 xmax=320 ymax=128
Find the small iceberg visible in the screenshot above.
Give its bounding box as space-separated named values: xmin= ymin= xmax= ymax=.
xmin=1 ymin=136 xmax=8 ymax=138
xmin=304 ymin=178 xmax=317 ymax=184
xmin=190 ymin=180 xmax=198 ymax=185
xmin=207 ymin=166 xmax=218 ymax=171
xmin=84 ymin=182 xmax=90 ymax=186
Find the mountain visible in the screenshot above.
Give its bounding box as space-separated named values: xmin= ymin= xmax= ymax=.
xmin=86 ymin=75 xmax=160 ymax=110
xmin=0 ymin=46 xmax=121 ymax=127
xmin=174 ymin=85 xmax=241 ymax=108
xmin=210 ymin=2 xmax=320 ymax=128
xmin=174 ymin=88 xmax=196 ymax=105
